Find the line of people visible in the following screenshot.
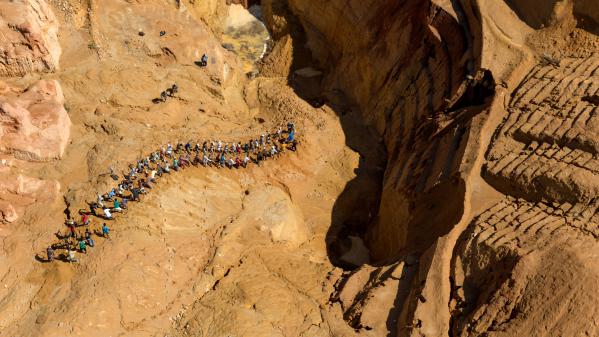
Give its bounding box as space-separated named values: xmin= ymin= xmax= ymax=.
xmin=40 ymin=123 xmax=298 ymax=263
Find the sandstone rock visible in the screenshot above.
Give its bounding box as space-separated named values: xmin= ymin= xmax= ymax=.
xmin=0 ymin=80 xmax=71 ymax=161
xmin=0 ymin=167 xmax=60 ymax=223
xmin=245 ymin=185 xmax=309 ymax=246
xmin=0 ymin=0 xmax=61 ymax=76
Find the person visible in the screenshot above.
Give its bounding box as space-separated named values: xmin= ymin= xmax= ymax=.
xmin=139 ymin=179 xmax=150 ymax=191
xmin=113 ymin=199 xmax=122 ymax=212
xmin=82 ymin=214 xmax=90 ymax=227
xmin=121 ymin=197 xmax=128 ymax=209
xmin=129 ymin=167 xmax=137 ymax=180
xmin=172 ymin=83 xmax=178 ymax=94
xmin=185 ymin=142 xmax=191 ymax=152
xmin=46 ymin=246 xmax=54 ymax=262
xmin=67 ymin=248 xmax=78 ymax=263
xmin=167 ymin=144 xmax=173 ymax=157
xmin=287 ymin=129 xmax=295 ymax=143
xmin=89 ymin=203 xmax=97 ymax=216
xmin=79 ymin=240 xmax=87 ymax=253
xmin=67 ymin=222 xmax=76 ymax=238
xmin=131 ymin=188 xmax=140 ymax=201
xmin=219 ymin=153 xmax=226 ymax=167
xmin=103 ymin=207 xmax=112 ymax=219
xmin=160 ymin=91 xmax=167 ymax=102
xmin=87 ymin=237 xmax=95 ymax=247
xmin=173 ymin=158 xmax=180 ymax=171
xmin=149 ymin=169 xmax=157 ymax=182
xmin=202 ymin=154 xmax=212 ymax=166
xmin=102 ymin=223 xmax=110 ymax=239
xmin=227 ymin=157 xmax=235 ymax=168
xmin=180 ymin=154 xmax=190 ymax=167
xmin=116 ymin=184 xmax=125 ymax=197
xmin=271 ymin=145 xmax=278 ymax=157
xmin=200 ymin=54 xmax=208 ymax=66
xmin=85 ymin=228 xmax=92 ymax=240
xmin=164 ymin=162 xmax=171 ymax=174
xmin=235 ymin=157 xmax=242 ymax=168
xmin=243 ymin=155 xmax=250 ymax=168
xmin=107 ymin=188 xmax=116 ymax=200
xmin=97 ymin=193 xmax=104 ymax=208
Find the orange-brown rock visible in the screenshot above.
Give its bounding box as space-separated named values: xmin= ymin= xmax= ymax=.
xmin=0 ymin=80 xmax=71 ymax=161
xmin=0 ymin=0 xmax=61 ymax=76
xmin=0 ymin=165 xmax=60 ymax=223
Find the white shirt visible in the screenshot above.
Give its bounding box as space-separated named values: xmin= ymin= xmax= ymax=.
xmin=103 ymin=208 xmax=112 ymax=218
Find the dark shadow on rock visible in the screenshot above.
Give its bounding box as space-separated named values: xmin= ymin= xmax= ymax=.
xmin=325 ymin=103 xmax=387 ymax=269
xmin=35 ymin=254 xmax=49 ymax=263
xmin=257 ymin=0 xmax=386 ymax=269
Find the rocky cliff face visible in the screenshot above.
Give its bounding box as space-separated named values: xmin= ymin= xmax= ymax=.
xmin=0 ymin=0 xmax=67 ymax=224
xmin=286 ymin=0 xmax=476 ymax=261
xmin=265 ymin=0 xmax=599 ymax=336
xmin=0 ymin=0 xmax=61 ymax=76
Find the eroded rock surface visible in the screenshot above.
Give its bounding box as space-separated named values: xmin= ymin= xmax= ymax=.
xmin=0 ymin=0 xmax=61 ymax=76
xmin=0 ymin=164 xmax=59 ymax=223
xmin=0 ymin=80 xmax=71 ymax=161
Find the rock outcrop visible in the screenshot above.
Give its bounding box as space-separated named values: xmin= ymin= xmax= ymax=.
xmin=0 ymin=0 xmax=61 ymax=76
xmin=0 ymin=80 xmax=71 ymax=161
xmin=0 ymin=165 xmax=60 ymax=223
xmin=286 ymin=0 xmax=474 ymax=261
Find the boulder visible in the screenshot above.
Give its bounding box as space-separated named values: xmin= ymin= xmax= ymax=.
xmin=0 ymin=0 xmax=61 ymax=76
xmin=0 ymin=80 xmax=71 ymax=161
